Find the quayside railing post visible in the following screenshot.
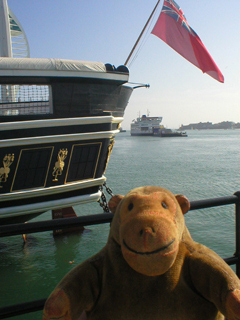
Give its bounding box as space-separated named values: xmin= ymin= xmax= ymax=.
xmin=234 ymin=191 xmax=240 ymax=277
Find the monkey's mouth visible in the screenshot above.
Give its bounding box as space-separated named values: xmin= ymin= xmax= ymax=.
xmin=123 ymin=238 xmax=176 ymax=255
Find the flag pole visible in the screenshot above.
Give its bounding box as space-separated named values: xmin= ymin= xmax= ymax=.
xmin=124 ymin=0 xmax=162 ymax=66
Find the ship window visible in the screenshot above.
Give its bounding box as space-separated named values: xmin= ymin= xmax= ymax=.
xmin=0 ymin=84 xmax=53 ymax=115
xmin=66 ymin=143 xmax=102 ymax=182
xmin=11 ymin=147 xmax=53 ymax=191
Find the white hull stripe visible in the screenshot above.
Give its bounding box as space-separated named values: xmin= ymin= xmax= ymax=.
xmin=0 ymin=116 xmax=124 ymax=131
xmin=0 ymin=191 xmax=101 ymax=218
xmin=0 ymin=130 xmax=119 ymax=147
xmin=0 ymin=176 xmax=106 ymax=202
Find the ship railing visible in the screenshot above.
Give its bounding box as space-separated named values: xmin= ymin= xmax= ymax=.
xmin=0 ymin=191 xmax=239 ymax=319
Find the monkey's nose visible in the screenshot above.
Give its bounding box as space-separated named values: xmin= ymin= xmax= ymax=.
xmin=139 ymin=227 xmax=155 ymax=249
xmin=139 ymin=227 xmax=155 ymax=236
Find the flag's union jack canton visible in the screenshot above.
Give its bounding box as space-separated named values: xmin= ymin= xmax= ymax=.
xmin=151 ymin=0 xmax=224 ymax=82
xmin=162 ymin=0 xmax=196 ymax=36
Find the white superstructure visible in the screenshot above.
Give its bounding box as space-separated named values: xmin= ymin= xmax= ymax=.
xmin=131 ymin=114 xmax=163 ymax=136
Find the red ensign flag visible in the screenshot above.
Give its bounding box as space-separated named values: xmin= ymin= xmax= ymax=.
xmin=151 ymin=0 xmax=224 ymax=82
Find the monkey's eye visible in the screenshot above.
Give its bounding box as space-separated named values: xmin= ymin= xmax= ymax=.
xmin=128 ymin=203 xmax=134 ymax=211
xmin=161 ymin=201 xmax=168 ymax=209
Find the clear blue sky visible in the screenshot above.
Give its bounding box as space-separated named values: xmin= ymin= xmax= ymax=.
xmin=8 ymin=0 xmax=240 ymax=129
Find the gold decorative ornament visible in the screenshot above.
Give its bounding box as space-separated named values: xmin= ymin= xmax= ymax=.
xmin=0 ymin=153 xmax=14 ymax=187
xmin=52 ymin=149 xmax=68 ymax=181
xmin=103 ymin=139 xmax=115 ymax=173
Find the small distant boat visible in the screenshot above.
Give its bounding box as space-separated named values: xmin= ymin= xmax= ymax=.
xmin=154 ymin=128 xmax=188 ymax=137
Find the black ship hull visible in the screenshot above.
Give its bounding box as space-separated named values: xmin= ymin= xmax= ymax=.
xmin=0 ymin=58 xmax=133 ymax=224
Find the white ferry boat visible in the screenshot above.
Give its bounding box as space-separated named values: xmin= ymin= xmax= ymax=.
xmin=130 ymin=114 xmax=187 ymax=137
xmin=131 ymin=114 xmax=163 ymax=136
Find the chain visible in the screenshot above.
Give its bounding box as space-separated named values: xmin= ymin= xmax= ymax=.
xmin=103 ymin=182 xmax=114 ymax=197
xmin=98 ymin=182 xmax=114 ymax=213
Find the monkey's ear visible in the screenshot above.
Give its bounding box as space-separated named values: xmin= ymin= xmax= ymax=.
xmin=108 ymin=195 xmax=124 ymax=214
xmin=175 ymin=195 xmax=190 ymax=215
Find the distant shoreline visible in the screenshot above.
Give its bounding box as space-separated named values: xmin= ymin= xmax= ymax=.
xmin=178 ymin=121 xmax=240 ymax=130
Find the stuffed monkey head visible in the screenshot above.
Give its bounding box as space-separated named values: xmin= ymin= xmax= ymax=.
xmin=108 ymin=186 xmax=190 ymax=277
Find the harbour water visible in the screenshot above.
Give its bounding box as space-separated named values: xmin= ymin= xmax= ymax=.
xmin=1 ymin=129 xmax=240 ymax=319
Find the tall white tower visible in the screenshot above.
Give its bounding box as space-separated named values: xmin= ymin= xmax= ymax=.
xmin=0 ymin=0 xmax=29 ymax=57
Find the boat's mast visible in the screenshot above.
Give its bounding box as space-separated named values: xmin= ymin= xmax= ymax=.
xmin=124 ymin=0 xmax=162 ymax=66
